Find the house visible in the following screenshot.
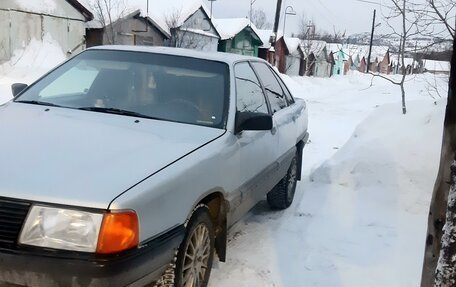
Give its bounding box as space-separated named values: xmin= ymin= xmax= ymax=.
xmin=86 ymin=9 xmax=170 ymax=47
xmin=275 ymin=37 xmax=304 ymax=76
xmin=150 ymin=0 xmax=220 ymax=52
xmin=358 ymin=56 xmax=367 ymax=73
xmin=302 ymin=40 xmax=332 ymax=77
xmin=0 ymin=0 xmax=93 ymax=63
xmin=365 ymin=46 xmax=390 ymax=74
xmin=377 ymin=48 xmax=391 ymax=74
xmin=213 ymin=18 xmax=263 ymax=57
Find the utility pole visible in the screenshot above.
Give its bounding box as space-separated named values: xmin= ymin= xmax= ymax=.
xmin=270 ymin=0 xmax=283 ymax=65
xmin=396 ymin=34 xmax=402 ymax=74
xmin=366 ymin=9 xmax=376 ymax=73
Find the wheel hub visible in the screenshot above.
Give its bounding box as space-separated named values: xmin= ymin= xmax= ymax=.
xmin=182 ymin=224 xmax=210 ymax=287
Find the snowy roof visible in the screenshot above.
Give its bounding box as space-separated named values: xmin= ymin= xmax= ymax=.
xmin=423 ymin=60 xmax=450 ymax=72
xmin=148 ymin=0 xmax=212 ymax=35
xmin=326 ymin=43 xmax=343 ymax=54
xmin=257 ymin=29 xmax=283 ymax=49
xmin=15 ymin=0 xmax=93 ymax=21
xmin=213 ymin=18 xmax=262 ymax=43
xmin=326 ymin=44 xmax=389 ymax=62
xmin=86 ymin=19 xmax=103 ymax=29
xmin=301 ymin=40 xmax=327 ymax=57
xmin=283 ymin=37 xmax=302 ymax=55
xmin=368 ymin=46 xmax=389 ymax=62
xmin=87 ymin=9 xmax=171 ymax=38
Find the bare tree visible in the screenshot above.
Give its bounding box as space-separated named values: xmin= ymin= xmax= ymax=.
xmin=424 ymin=0 xmax=455 ymax=39
xmin=370 ymin=0 xmax=426 ymax=114
xmin=251 ymin=9 xmax=272 ymax=29
xmin=87 ymin=0 xmax=128 ymax=44
xmin=406 ymin=0 xmax=454 ymax=56
xmin=420 ymin=36 xmax=455 ymax=287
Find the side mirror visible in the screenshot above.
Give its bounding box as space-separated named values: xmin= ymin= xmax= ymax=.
xmin=11 ymin=83 xmax=28 ymax=98
xmin=235 ymin=111 xmax=273 ymax=134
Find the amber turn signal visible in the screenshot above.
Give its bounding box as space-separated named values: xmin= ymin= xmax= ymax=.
xmin=96 ymin=211 xmax=139 ymax=254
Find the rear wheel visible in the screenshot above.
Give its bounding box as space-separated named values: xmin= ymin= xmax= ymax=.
xmin=267 ymin=156 xmax=298 ymax=209
xmin=175 ymin=206 xmax=215 ymax=287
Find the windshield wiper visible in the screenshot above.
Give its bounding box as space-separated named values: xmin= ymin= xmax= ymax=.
xmin=77 ymin=107 xmax=161 ymax=120
xmin=15 ymin=100 xmax=64 ymax=108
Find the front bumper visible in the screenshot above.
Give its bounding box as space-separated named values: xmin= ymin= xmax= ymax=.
xmin=0 ymin=225 xmax=185 ymax=287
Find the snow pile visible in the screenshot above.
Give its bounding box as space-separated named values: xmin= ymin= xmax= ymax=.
xmin=15 ymin=0 xmax=57 ymax=14
xmin=0 ymin=34 xmax=66 ymax=103
xmin=301 ymin=100 xmax=444 ymax=287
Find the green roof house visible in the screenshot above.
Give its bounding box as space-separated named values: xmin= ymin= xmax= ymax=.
xmin=214 ymin=18 xmax=263 ymax=57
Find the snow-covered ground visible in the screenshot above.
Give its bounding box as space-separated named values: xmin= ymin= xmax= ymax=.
xmin=209 ymin=73 xmax=448 ymax=287
xmin=0 ymin=38 xmax=450 ymax=287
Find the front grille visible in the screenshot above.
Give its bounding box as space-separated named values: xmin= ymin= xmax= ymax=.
xmin=0 ymin=197 xmax=31 ymax=248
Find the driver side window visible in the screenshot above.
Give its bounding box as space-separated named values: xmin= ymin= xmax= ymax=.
xmin=234 ymin=62 xmax=268 ymax=114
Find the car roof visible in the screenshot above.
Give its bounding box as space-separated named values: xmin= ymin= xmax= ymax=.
xmin=87 ymin=45 xmax=267 ymax=66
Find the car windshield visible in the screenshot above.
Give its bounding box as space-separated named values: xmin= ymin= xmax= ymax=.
xmin=15 ymin=50 xmax=230 ymax=128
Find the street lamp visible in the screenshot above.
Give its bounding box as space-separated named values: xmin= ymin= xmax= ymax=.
xmin=208 ymin=0 xmax=216 ymax=19
xmin=283 ymin=6 xmax=296 ymax=37
xmin=249 ymin=0 xmax=257 ymax=26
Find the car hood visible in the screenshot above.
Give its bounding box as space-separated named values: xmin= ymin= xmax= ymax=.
xmin=0 ymin=103 xmax=225 ymax=209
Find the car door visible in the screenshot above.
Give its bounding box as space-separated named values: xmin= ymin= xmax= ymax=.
xmin=250 ymin=62 xmax=297 ymax=183
xmin=229 ymin=61 xmax=278 ymax=225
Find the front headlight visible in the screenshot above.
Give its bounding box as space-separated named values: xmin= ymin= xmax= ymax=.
xmin=19 ymin=205 xmax=103 ymax=252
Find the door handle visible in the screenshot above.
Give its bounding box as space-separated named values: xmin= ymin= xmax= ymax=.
xmin=271 ymin=127 xmax=277 ymax=135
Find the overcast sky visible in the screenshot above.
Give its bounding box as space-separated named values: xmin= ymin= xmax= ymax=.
xmin=123 ymin=0 xmax=431 ymax=36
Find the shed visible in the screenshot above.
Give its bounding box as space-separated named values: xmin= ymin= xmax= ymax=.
xmin=0 ymin=0 xmax=93 ymax=62
xmin=302 ymin=40 xmax=331 ymax=77
xmin=214 ymin=18 xmax=263 ymax=57
xmin=87 ymin=9 xmax=170 ymax=47
xmin=150 ymin=0 xmax=220 ymax=52
xmin=275 ymin=36 xmax=304 ymax=76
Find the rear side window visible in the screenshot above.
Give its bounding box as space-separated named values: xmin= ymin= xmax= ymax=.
xmin=234 ymin=62 xmax=268 ymax=114
xmin=251 ymin=62 xmax=288 ymax=113
xmin=273 ymin=72 xmax=295 ymax=105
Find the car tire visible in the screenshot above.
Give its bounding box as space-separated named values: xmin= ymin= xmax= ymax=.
xmin=175 ymin=206 xmax=215 ymax=287
xmin=267 ymin=155 xmax=298 ymax=210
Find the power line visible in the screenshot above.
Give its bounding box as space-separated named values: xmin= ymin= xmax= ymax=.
xmin=354 ymin=0 xmax=382 ymax=6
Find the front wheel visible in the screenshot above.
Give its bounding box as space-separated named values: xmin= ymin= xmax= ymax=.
xmin=267 ymin=156 xmax=298 ymax=209
xmin=175 ymin=206 xmax=215 ymax=287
